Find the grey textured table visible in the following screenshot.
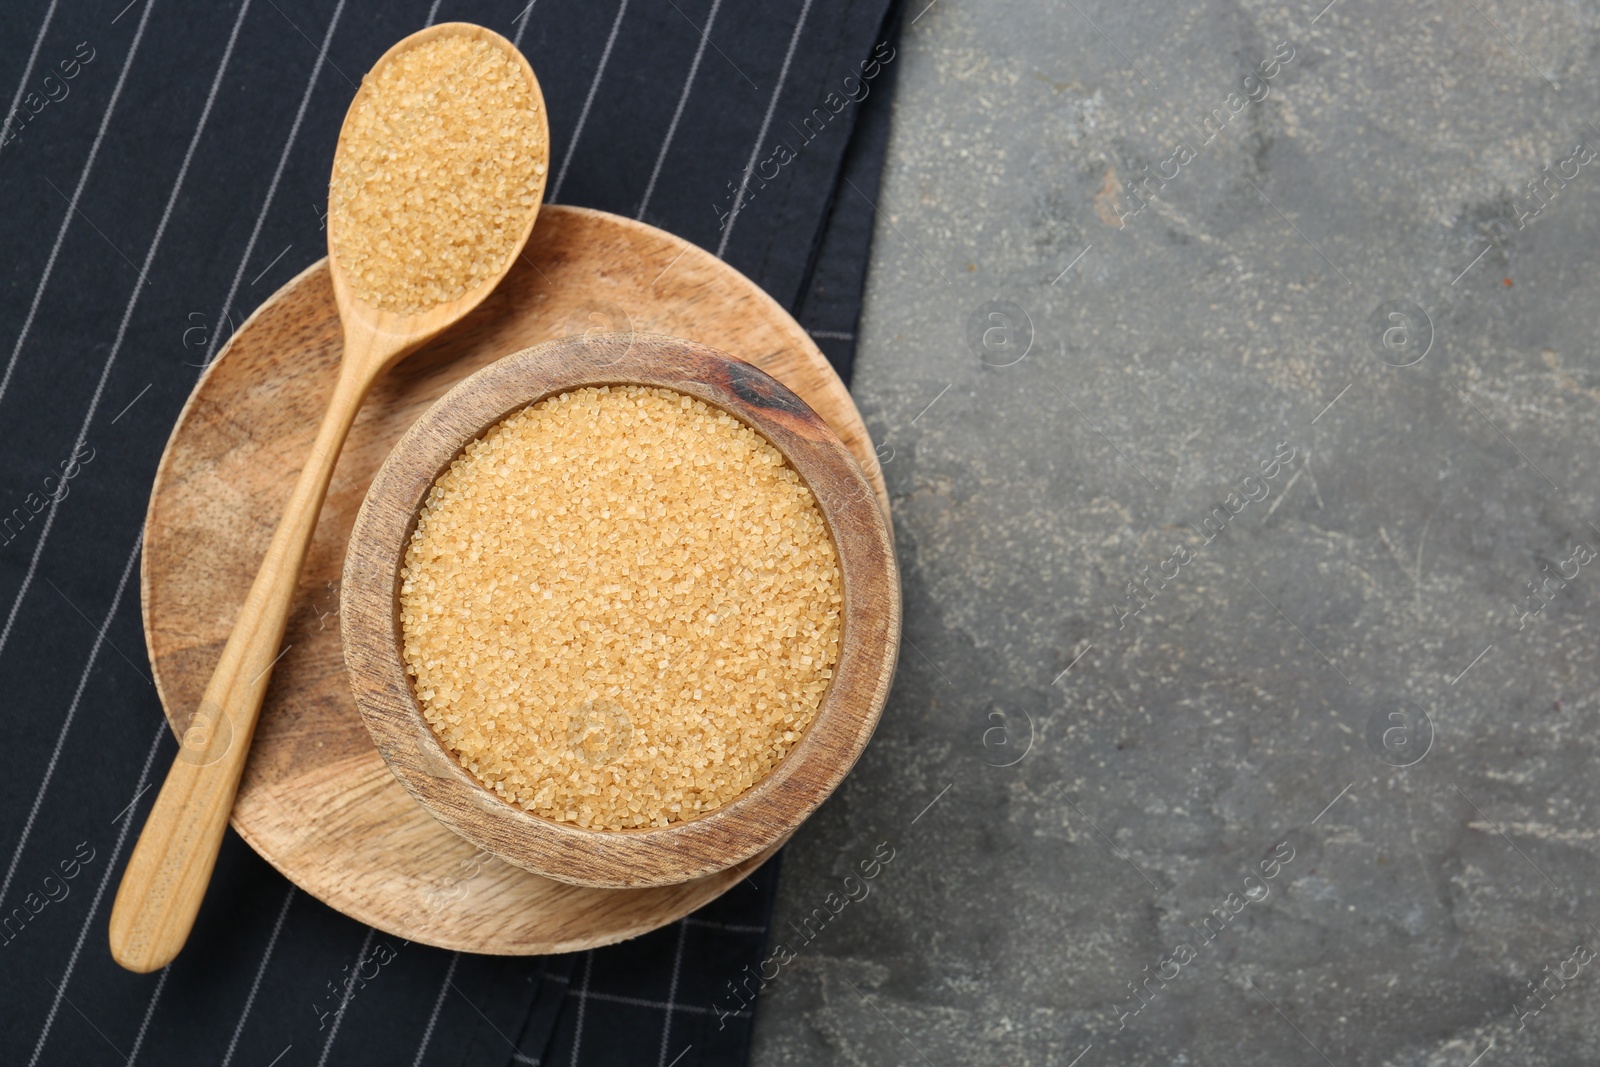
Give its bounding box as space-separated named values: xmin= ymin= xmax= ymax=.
xmin=753 ymin=1 xmax=1600 ymax=1064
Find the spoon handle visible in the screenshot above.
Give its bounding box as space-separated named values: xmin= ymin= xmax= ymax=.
xmin=109 ymin=359 xmax=371 ymax=973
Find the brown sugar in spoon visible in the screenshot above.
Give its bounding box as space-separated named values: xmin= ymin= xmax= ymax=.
xmin=109 ymin=22 xmax=549 ymax=973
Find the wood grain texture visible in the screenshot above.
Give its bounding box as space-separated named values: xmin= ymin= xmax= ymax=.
xmin=111 ymin=21 xmax=551 ymax=973
xmin=344 ymin=335 xmax=901 ymax=889
xmin=142 ymin=205 xmax=892 ymax=954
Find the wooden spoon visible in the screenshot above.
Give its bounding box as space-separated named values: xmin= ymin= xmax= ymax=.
xmin=109 ymin=22 xmax=549 ymax=974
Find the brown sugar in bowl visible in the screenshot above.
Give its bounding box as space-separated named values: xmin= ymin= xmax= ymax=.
xmin=341 ymin=333 xmax=900 ymax=889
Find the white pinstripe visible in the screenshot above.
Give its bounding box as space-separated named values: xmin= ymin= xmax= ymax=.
xmin=125 ymin=966 xmax=169 ymax=1066
xmin=29 ymin=718 xmax=167 ymax=1067
xmin=636 ymin=0 xmax=725 ymax=221
xmin=568 ymin=950 xmax=594 ymax=1067
xmin=0 ymin=0 xmax=60 ymax=154
xmin=656 ymin=920 xmax=688 ymax=1067
xmin=513 ymin=2 xmax=535 ymax=47
xmin=411 ymin=951 xmax=461 ymax=1067
xmin=715 ymin=0 xmax=814 ymax=258
xmin=548 ymin=0 xmax=629 ymax=203
xmin=582 ymin=991 xmax=748 ymax=1017
xmin=0 ymin=531 xmax=140 ymax=914
xmin=219 ymin=885 xmax=298 ymax=1067
xmin=0 ymin=0 xmax=156 ymax=413
xmin=581 ymin=991 xmax=747 ymax=1016
xmin=425 ymin=0 xmax=443 ymax=25
xmin=200 ymin=0 xmax=349 ymax=367
xmin=0 ymin=0 xmax=254 ymax=677
xmin=316 ymin=926 xmax=377 ymax=1067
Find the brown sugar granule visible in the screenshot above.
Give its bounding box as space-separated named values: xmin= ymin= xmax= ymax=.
xmin=329 ymin=33 xmax=545 ymax=315
xmin=399 ymin=386 xmax=844 ymax=830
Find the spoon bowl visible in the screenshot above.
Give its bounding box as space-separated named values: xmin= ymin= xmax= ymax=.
xmin=328 ymin=22 xmax=550 ymax=375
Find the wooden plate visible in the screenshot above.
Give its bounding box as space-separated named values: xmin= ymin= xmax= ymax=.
xmin=142 ymin=205 xmax=889 ymax=954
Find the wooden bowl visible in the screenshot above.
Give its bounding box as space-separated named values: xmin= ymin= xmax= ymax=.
xmin=341 ymin=333 xmax=900 ymax=889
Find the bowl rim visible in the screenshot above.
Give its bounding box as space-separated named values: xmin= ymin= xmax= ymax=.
xmin=341 ymin=332 xmax=901 ymax=888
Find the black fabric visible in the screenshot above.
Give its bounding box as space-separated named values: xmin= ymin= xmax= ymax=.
xmin=0 ymin=1 xmax=900 ymax=1064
